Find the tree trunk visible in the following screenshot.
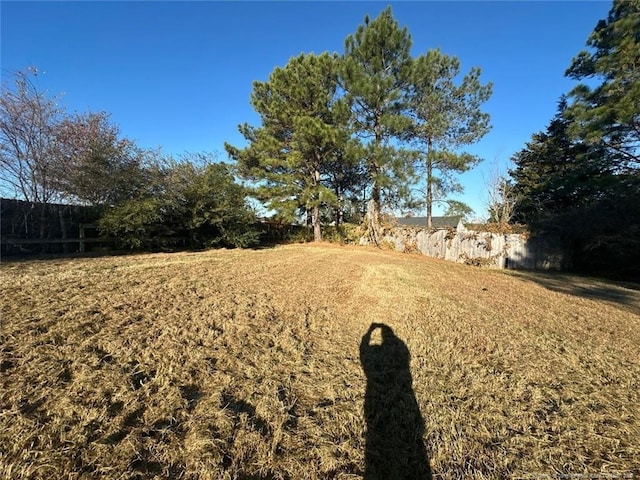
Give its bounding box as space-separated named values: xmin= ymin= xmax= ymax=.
xmin=312 ymin=168 xmax=322 ymax=242
xmin=312 ymin=204 xmax=322 ymax=242
xmin=426 ymin=142 xmax=433 ymax=229
xmin=366 ymin=197 xmax=380 ymax=247
xmin=359 ymin=114 xmax=387 ymax=245
xmin=334 ymin=185 xmax=343 ymax=227
xmin=368 ymin=121 xmax=383 ymax=246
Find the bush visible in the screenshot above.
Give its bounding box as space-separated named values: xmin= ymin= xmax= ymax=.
xmin=99 ymin=161 xmax=258 ymax=250
xmin=99 ymin=197 xmax=171 ymax=249
xmin=321 ymin=223 xmax=365 ymax=244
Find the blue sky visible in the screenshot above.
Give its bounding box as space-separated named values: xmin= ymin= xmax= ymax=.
xmin=1 ymin=1 xmax=611 ymax=218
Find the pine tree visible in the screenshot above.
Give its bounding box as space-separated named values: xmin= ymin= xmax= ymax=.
xmin=509 ymin=0 xmax=640 ymax=279
xmin=340 ymin=6 xmax=415 ymax=244
xmin=565 ymin=0 xmax=640 ymax=169
xmin=406 ymin=49 xmax=492 ymax=228
xmin=510 ymin=98 xmax=610 ymax=226
xmin=225 ymin=53 xmax=355 ymax=242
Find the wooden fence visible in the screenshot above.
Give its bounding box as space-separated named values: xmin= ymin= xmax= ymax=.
xmin=1 ymin=224 xmax=117 ymax=255
xmin=1 ymin=198 xmax=104 ymax=256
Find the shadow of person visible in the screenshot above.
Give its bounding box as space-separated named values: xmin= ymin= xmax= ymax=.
xmin=360 ymin=323 xmax=432 ymax=480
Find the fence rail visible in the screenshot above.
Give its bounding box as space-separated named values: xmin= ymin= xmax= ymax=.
xmin=1 ymin=236 xmax=115 ymax=251
xmin=0 ymin=222 xmax=113 ymax=253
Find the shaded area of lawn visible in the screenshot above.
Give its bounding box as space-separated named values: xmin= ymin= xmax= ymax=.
xmin=510 ymin=270 xmax=640 ymax=316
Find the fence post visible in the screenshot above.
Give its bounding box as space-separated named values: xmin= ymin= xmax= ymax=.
xmin=79 ymin=223 xmax=86 ymax=253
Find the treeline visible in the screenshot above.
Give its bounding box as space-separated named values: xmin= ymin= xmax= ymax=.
xmin=226 ymin=7 xmax=492 ymax=243
xmin=1 ymin=7 xmax=493 ymax=251
xmin=506 ymin=0 xmax=639 ymax=280
xmin=0 ymin=72 xmax=258 ymax=250
xmin=2 ymin=2 xmax=638 ymax=281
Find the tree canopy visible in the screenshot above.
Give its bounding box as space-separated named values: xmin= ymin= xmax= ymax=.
xmin=0 ymin=69 xmax=63 ymax=205
xmin=340 ymin=6 xmax=416 ymax=242
xmin=99 ymin=156 xmax=258 ymax=249
xmin=1 ymin=70 xmax=257 ymax=252
xmin=228 ymin=6 xmax=491 ymax=242
xmin=53 ymin=111 xmax=147 ymax=206
xmin=510 ymin=98 xmax=611 ymax=226
xmin=565 ymin=0 xmax=640 ymax=169
xmin=0 ymin=70 xmax=146 ymax=208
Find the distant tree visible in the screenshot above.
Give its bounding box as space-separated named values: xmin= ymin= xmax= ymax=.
xmin=340 ymin=6 xmax=416 ymax=244
xmin=443 ymin=200 xmax=474 ymax=222
xmin=226 ymin=53 xmax=355 ymax=242
xmin=565 ymin=0 xmax=640 ymax=169
xmin=53 ymin=111 xmax=147 ymax=206
xmin=485 ymin=177 xmax=515 ymax=225
xmin=406 ymin=49 xmax=492 ymax=228
xmin=482 ymin=158 xmax=515 ymax=225
xmin=510 ymin=100 xmax=638 ymax=279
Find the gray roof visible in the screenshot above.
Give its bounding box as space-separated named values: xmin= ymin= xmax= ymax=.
xmin=395 ymin=216 xmax=462 ymax=229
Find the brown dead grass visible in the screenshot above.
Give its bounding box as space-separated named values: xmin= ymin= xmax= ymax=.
xmin=1 ymin=244 xmax=639 ymax=479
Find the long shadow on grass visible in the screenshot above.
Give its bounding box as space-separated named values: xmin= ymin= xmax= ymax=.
xmin=360 ymin=323 xmax=432 ymax=480
xmin=511 ymin=271 xmax=640 ymax=316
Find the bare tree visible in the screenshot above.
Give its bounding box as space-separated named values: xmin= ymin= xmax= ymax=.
xmin=0 ymin=68 xmax=64 ymax=203
xmin=484 ymin=158 xmax=516 ymax=226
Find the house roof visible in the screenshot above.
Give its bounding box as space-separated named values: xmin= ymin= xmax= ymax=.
xmin=395 ymin=216 xmax=463 ymax=229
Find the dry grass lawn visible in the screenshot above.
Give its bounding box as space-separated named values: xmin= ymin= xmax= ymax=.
xmin=1 ymin=244 xmax=639 ymax=479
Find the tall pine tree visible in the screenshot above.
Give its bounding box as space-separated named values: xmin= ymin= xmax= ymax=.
xmin=510 ymin=98 xmax=610 ymax=226
xmin=340 ymin=6 xmax=415 ymax=244
xmin=406 ymin=49 xmax=492 ymax=228
xmin=561 ymin=0 xmax=640 ymax=278
xmin=225 ymin=53 xmax=355 ymax=241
